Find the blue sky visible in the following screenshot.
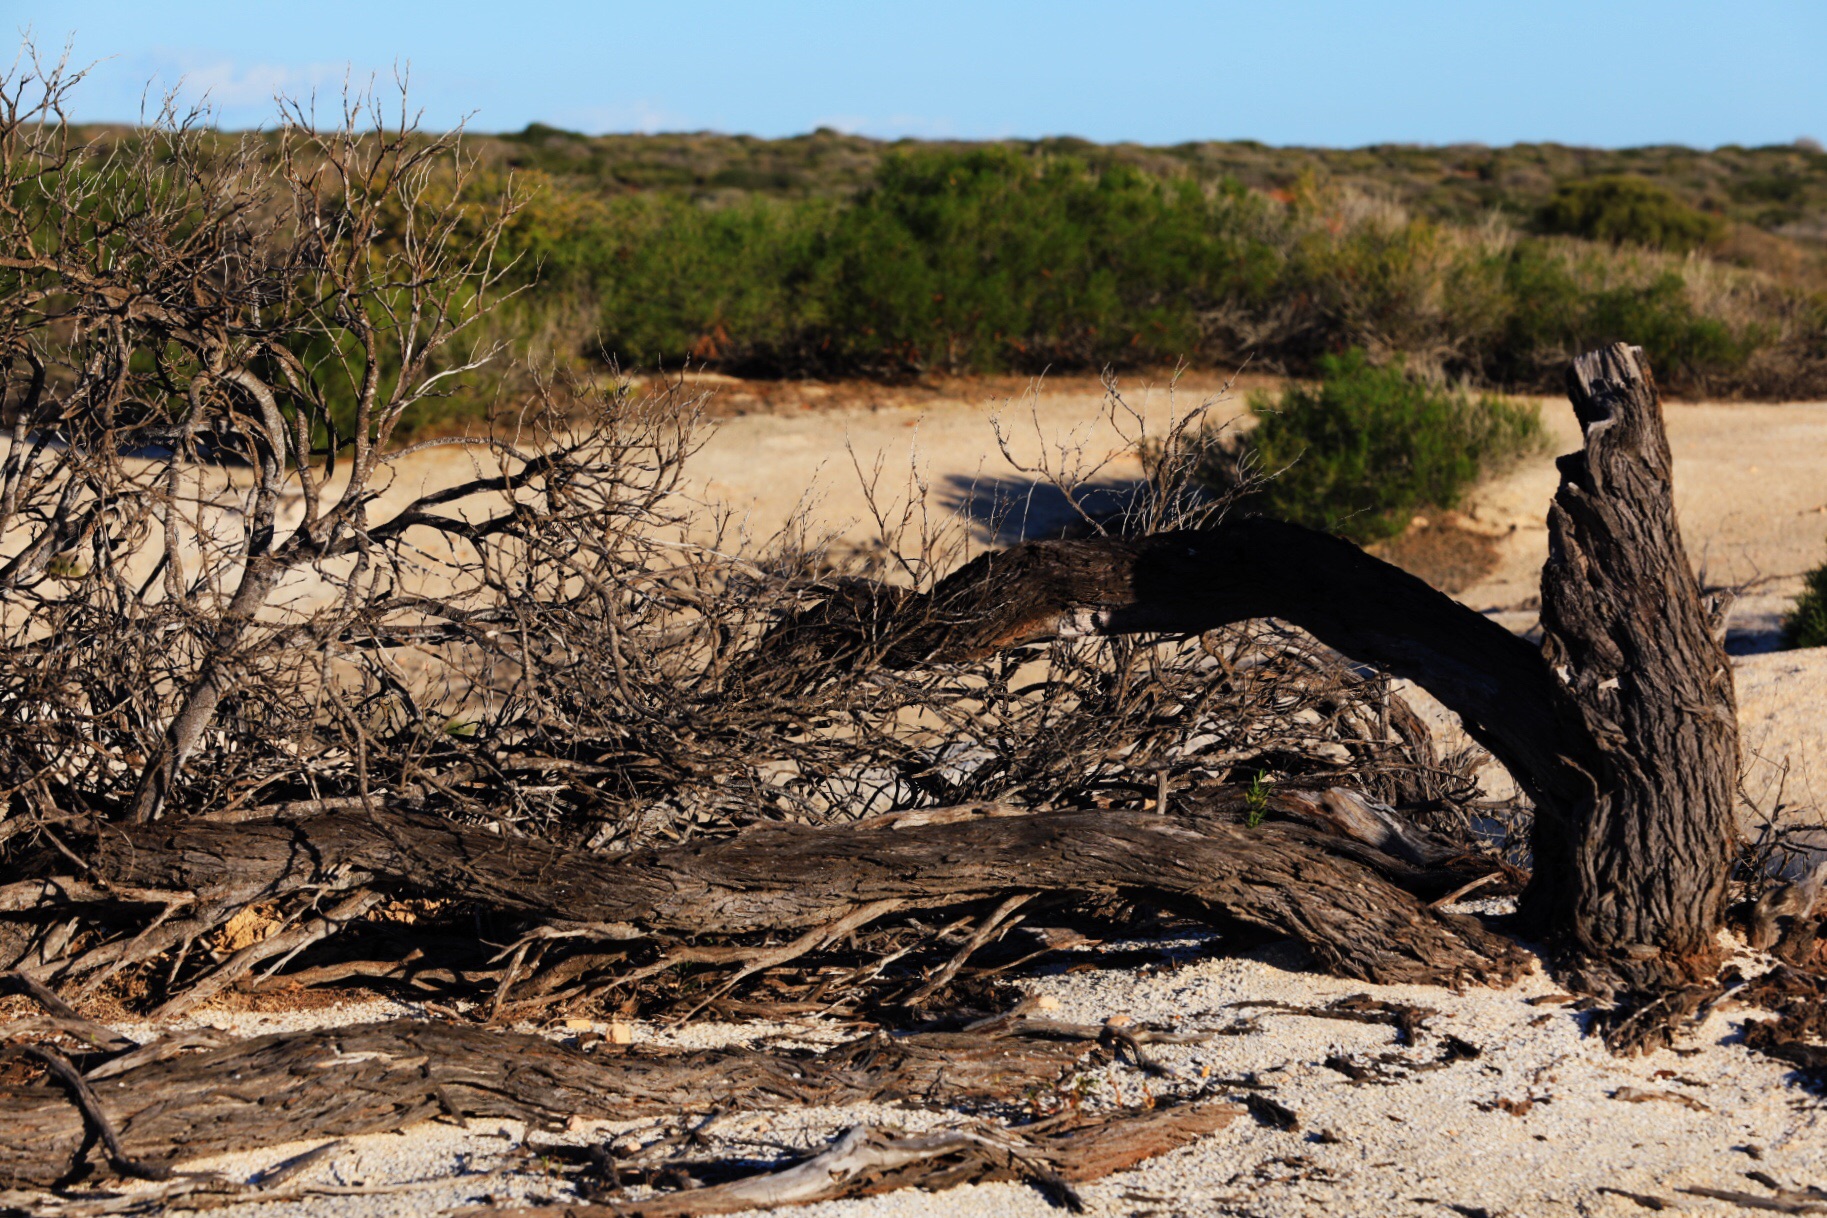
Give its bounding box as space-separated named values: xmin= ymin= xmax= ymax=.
xmin=7 ymin=0 xmax=1823 ymax=148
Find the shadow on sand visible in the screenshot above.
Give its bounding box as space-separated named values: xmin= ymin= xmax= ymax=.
xmin=939 ymin=473 xmax=1151 ymax=545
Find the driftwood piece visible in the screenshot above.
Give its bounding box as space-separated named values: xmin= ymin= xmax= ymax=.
xmin=472 ymin=1100 xmax=1243 ymax=1217
xmin=0 ymin=1018 xmax=1113 ymax=1188
xmin=85 ymin=800 xmax=1522 ymax=989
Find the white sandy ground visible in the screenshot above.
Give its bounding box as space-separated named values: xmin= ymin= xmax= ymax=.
xmin=73 ymin=918 xmax=1827 ymax=1218
xmin=14 ymin=379 xmax=1827 ymax=1217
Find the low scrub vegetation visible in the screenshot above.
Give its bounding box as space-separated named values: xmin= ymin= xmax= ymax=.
xmin=491 ymin=152 xmax=1819 ymax=399
xmin=1536 ymin=175 xmax=1727 ymax=251
xmin=52 ymin=88 xmax=1827 ymax=439
xmin=473 ymin=124 xmax=1827 ymax=233
xmin=1787 ymin=556 xmax=1827 ymax=649
xmin=1190 ymin=350 xmax=1544 ymax=543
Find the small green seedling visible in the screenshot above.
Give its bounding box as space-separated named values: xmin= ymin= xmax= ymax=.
xmin=1244 ymin=773 xmax=1272 ymax=829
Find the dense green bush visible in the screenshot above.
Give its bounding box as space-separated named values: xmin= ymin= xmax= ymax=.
xmin=1214 ymin=349 xmax=1545 ymax=543
xmin=1785 ymin=557 xmax=1827 ymax=649
xmin=437 ymin=147 xmax=1827 ymax=434
xmin=505 ymin=148 xmax=1280 ymax=376
xmin=814 ymin=149 xmax=1284 ymax=374
xmin=1490 ymin=247 xmax=1760 ymax=389
xmin=1537 ymin=176 xmax=1726 ymax=252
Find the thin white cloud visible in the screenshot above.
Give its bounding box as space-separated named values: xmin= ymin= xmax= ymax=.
xmin=553 ymin=99 xmax=697 ymax=136
xmin=126 ymin=52 xmax=363 ymax=124
xmin=814 ymin=113 xmax=1014 ymax=140
xmin=177 ymin=60 xmax=332 ymax=107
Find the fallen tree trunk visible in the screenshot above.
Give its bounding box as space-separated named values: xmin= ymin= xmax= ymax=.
xmin=82 ymin=796 xmax=1521 ymax=989
xmin=0 ymin=1018 xmax=1125 ymax=1188
xmin=4 ymin=350 xmax=1723 ymax=1042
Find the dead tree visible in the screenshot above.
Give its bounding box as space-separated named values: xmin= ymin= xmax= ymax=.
xmin=766 ymin=343 xmax=1736 ymax=996
xmin=4 ymin=330 xmax=1730 ymax=1015
xmin=0 ymin=58 xmax=551 ymax=827
xmin=1527 ymin=347 xmax=1738 ymax=992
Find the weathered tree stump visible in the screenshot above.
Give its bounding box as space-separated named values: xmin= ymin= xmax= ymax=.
xmin=1521 ymin=344 xmax=1739 ymax=993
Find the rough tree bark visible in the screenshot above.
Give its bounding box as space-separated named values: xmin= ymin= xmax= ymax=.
xmin=85 ymin=797 xmax=1522 ymax=989
xmin=1523 ymin=345 xmax=1739 ymax=991
xmin=0 ymin=1019 xmax=1128 ymax=1187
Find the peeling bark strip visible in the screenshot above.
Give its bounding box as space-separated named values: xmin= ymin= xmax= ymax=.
xmin=92 ymin=802 xmax=1523 ymax=989
xmin=0 ymin=1019 xmax=1112 ymax=1188
xmin=1527 ymin=345 xmax=1739 ymax=991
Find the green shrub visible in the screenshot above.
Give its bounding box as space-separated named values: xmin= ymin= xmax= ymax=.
xmin=815 ymin=148 xmax=1242 ymax=374
xmin=1582 ymin=272 xmax=1759 ymax=385
xmin=1484 ymin=245 xmax=1760 ymax=389
xmin=459 ymin=148 xmax=1822 ymax=415
xmin=1218 ymin=349 xmax=1544 ymax=543
xmin=1537 ymin=176 xmax=1725 ymax=252
xmin=588 ymin=193 xmax=834 ymax=371
xmin=1785 ymin=557 xmax=1827 ymax=649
